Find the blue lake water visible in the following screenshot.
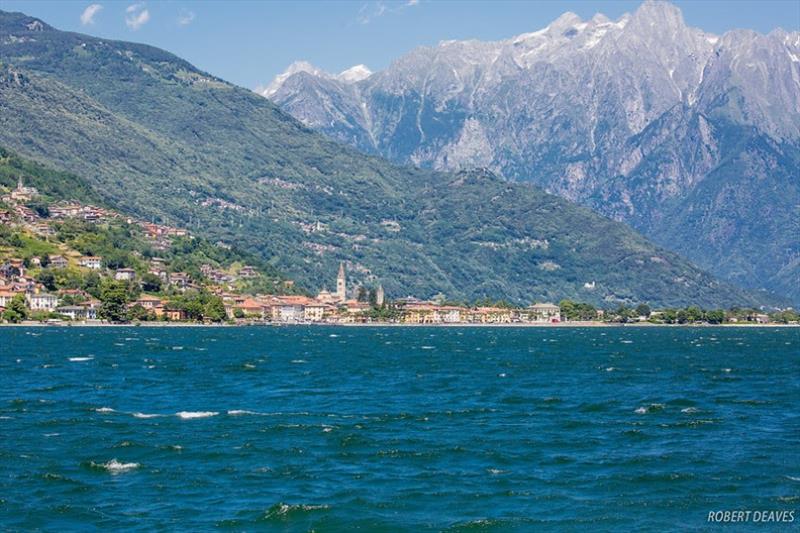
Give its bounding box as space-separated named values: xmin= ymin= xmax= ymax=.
xmin=1 ymin=326 xmax=798 ymax=531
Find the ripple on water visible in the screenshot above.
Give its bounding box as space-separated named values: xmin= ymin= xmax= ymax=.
xmin=260 ymin=503 xmax=330 ymax=521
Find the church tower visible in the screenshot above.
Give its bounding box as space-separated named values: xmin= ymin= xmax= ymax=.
xmin=336 ymin=261 xmax=346 ymax=302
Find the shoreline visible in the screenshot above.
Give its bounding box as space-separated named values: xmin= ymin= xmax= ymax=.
xmin=1 ymin=321 xmax=796 ymax=328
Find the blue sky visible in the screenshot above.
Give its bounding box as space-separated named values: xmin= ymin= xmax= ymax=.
xmin=1 ymin=1 xmax=797 ymax=90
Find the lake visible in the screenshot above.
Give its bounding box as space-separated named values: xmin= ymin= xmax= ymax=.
xmin=1 ymin=326 xmax=798 ymax=531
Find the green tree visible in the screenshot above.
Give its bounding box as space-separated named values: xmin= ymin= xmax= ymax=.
xmin=82 ymin=271 xmax=102 ymax=298
xmin=706 ymin=309 xmax=725 ymax=324
xmin=204 ymin=296 xmax=227 ymax=322
xmin=635 ymin=303 xmax=651 ymax=318
xmin=233 ymin=307 xmax=245 ymax=319
xmin=686 ymin=306 xmax=704 ymax=323
xmin=36 ymin=269 xmax=57 ymax=291
xmin=140 ymin=272 xmax=162 ymax=293
xmin=98 ymin=281 xmax=129 ymax=323
xmin=356 ymin=286 xmax=368 ymax=302
xmin=127 ymin=304 xmax=152 ymax=322
xmin=2 ymin=294 xmax=28 ymax=323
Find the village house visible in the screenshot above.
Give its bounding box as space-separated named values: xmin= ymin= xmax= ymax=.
xmin=0 ymin=210 xmax=12 ymax=223
xmin=58 ymin=288 xmax=90 ymax=300
xmin=56 ymin=305 xmax=97 ymax=321
xmin=14 ymin=205 xmax=38 ymax=223
xmin=79 ymin=256 xmax=103 ymax=270
xmin=0 ymin=260 xmax=23 ymax=279
xmin=266 ymin=296 xmax=305 ymax=322
xmin=470 ymin=307 xmax=514 ymax=324
xmin=304 ymin=302 xmax=330 ymax=322
xmin=26 ymin=292 xmax=59 ymax=311
xmin=114 ymin=268 xmax=136 ymax=281
xmin=402 ymin=303 xmax=437 ymax=324
xmin=133 ymin=294 xmax=164 ymax=317
xmin=754 ymin=313 xmax=771 ymax=324
xmin=238 ymin=265 xmax=258 ymax=278
xmin=527 ymin=302 xmax=562 ymax=323
xmin=148 ymin=266 xmax=168 ymax=280
xmin=49 ymin=255 xmax=68 ymax=269
xmin=434 ymin=305 xmax=462 ymax=323
xmin=169 ymin=272 xmax=191 ymax=290
xmin=0 ymin=289 xmax=19 ymax=308
xmin=30 ymin=222 xmax=55 ymax=237
xmin=49 ymin=202 xmax=83 ymax=219
xmin=237 ymin=298 xmax=266 ymax=318
xmin=163 ymin=306 xmax=188 ymax=321
xmin=9 ymin=178 xmax=38 ymax=202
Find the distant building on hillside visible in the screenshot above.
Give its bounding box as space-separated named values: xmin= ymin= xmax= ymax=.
xmin=49 ymin=255 xmax=68 ymax=269
xmin=114 ymin=268 xmax=136 ymax=281
xmin=79 ymin=256 xmax=102 ymax=270
xmin=10 ymin=177 xmax=38 ymax=202
xmin=238 ymin=265 xmax=258 ymax=278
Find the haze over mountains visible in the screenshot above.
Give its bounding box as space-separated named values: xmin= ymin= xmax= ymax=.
xmin=0 ymin=8 xmax=784 ymax=307
xmin=266 ymin=0 xmax=800 ymax=303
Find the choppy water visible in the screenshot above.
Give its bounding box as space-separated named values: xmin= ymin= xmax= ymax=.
xmin=1 ymin=326 xmax=798 ymax=531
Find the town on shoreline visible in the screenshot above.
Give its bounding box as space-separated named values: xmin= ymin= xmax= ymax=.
xmin=2 ymin=178 xmax=798 ymax=328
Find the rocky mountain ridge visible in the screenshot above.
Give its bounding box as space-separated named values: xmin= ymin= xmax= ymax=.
xmin=266 ymin=1 xmax=800 ymax=302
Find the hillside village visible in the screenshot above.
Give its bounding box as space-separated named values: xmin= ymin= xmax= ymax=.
xmin=0 ymin=178 xmax=797 ymax=326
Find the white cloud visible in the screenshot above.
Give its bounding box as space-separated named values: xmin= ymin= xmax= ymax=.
xmin=80 ymin=4 xmax=103 ymax=26
xmin=125 ymin=3 xmax=150 ymax=30
xmin=357 ymin=0 xmax=419 ymax=25
xmin=177 ymin=9 xmax=195 ymax=27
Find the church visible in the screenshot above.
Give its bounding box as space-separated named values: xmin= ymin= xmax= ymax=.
xmin=316 ymin=261 xmax=348 ymax=304
xmin=316 ymin=262 xmax=384 ymax=306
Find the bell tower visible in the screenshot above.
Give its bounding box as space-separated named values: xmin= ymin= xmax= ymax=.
xmin=336 ymin=261 xmax=346 ymax=302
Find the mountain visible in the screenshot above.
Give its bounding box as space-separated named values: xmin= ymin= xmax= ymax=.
xmin=265 ymin=1 xmax=800 ymax=303
xmin=0 ymin=10 xmax=775 ymax=307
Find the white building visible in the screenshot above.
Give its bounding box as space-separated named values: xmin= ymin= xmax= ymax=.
xmin=114 ymin=268 xmax=136 ymax=281
xmin=26 ymin=293 xmax=59 ymax=311
xmin=527 ymin=302 xmax=562 ymax=322
xmin=79 ymin=256 xmax=103 ymax=270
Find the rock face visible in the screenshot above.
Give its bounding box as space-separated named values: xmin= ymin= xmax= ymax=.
xmin=265 ymin=1 xmax=800 ymax=303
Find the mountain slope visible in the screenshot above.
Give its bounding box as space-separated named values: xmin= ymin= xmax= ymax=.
xmin=265 ymin=1 xmax=800 ymax=303
xmin=0 ymin=10 xmax=773 ymax=307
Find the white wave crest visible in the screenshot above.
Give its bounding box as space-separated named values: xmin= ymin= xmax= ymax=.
xmin=96 ymin=459 xmax=140 ymax=474
xmin=176 ymin=411 xmax=218 ymax=419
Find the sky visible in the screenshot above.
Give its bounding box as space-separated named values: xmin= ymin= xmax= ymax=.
xmin=0 ymin=0 xmax=797 ymax=91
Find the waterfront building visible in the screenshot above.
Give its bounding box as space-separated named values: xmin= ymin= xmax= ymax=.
xmin=26 ymin=292 xmax=59 ymax=311
xmin=527 ymin=302 xmax=562 ymax=323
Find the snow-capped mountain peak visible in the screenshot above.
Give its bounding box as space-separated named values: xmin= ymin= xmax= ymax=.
xmin=337 ymin=64 xmax=372 ymax=83
xmin=260 ymin=60 xmax=328 ymax=97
